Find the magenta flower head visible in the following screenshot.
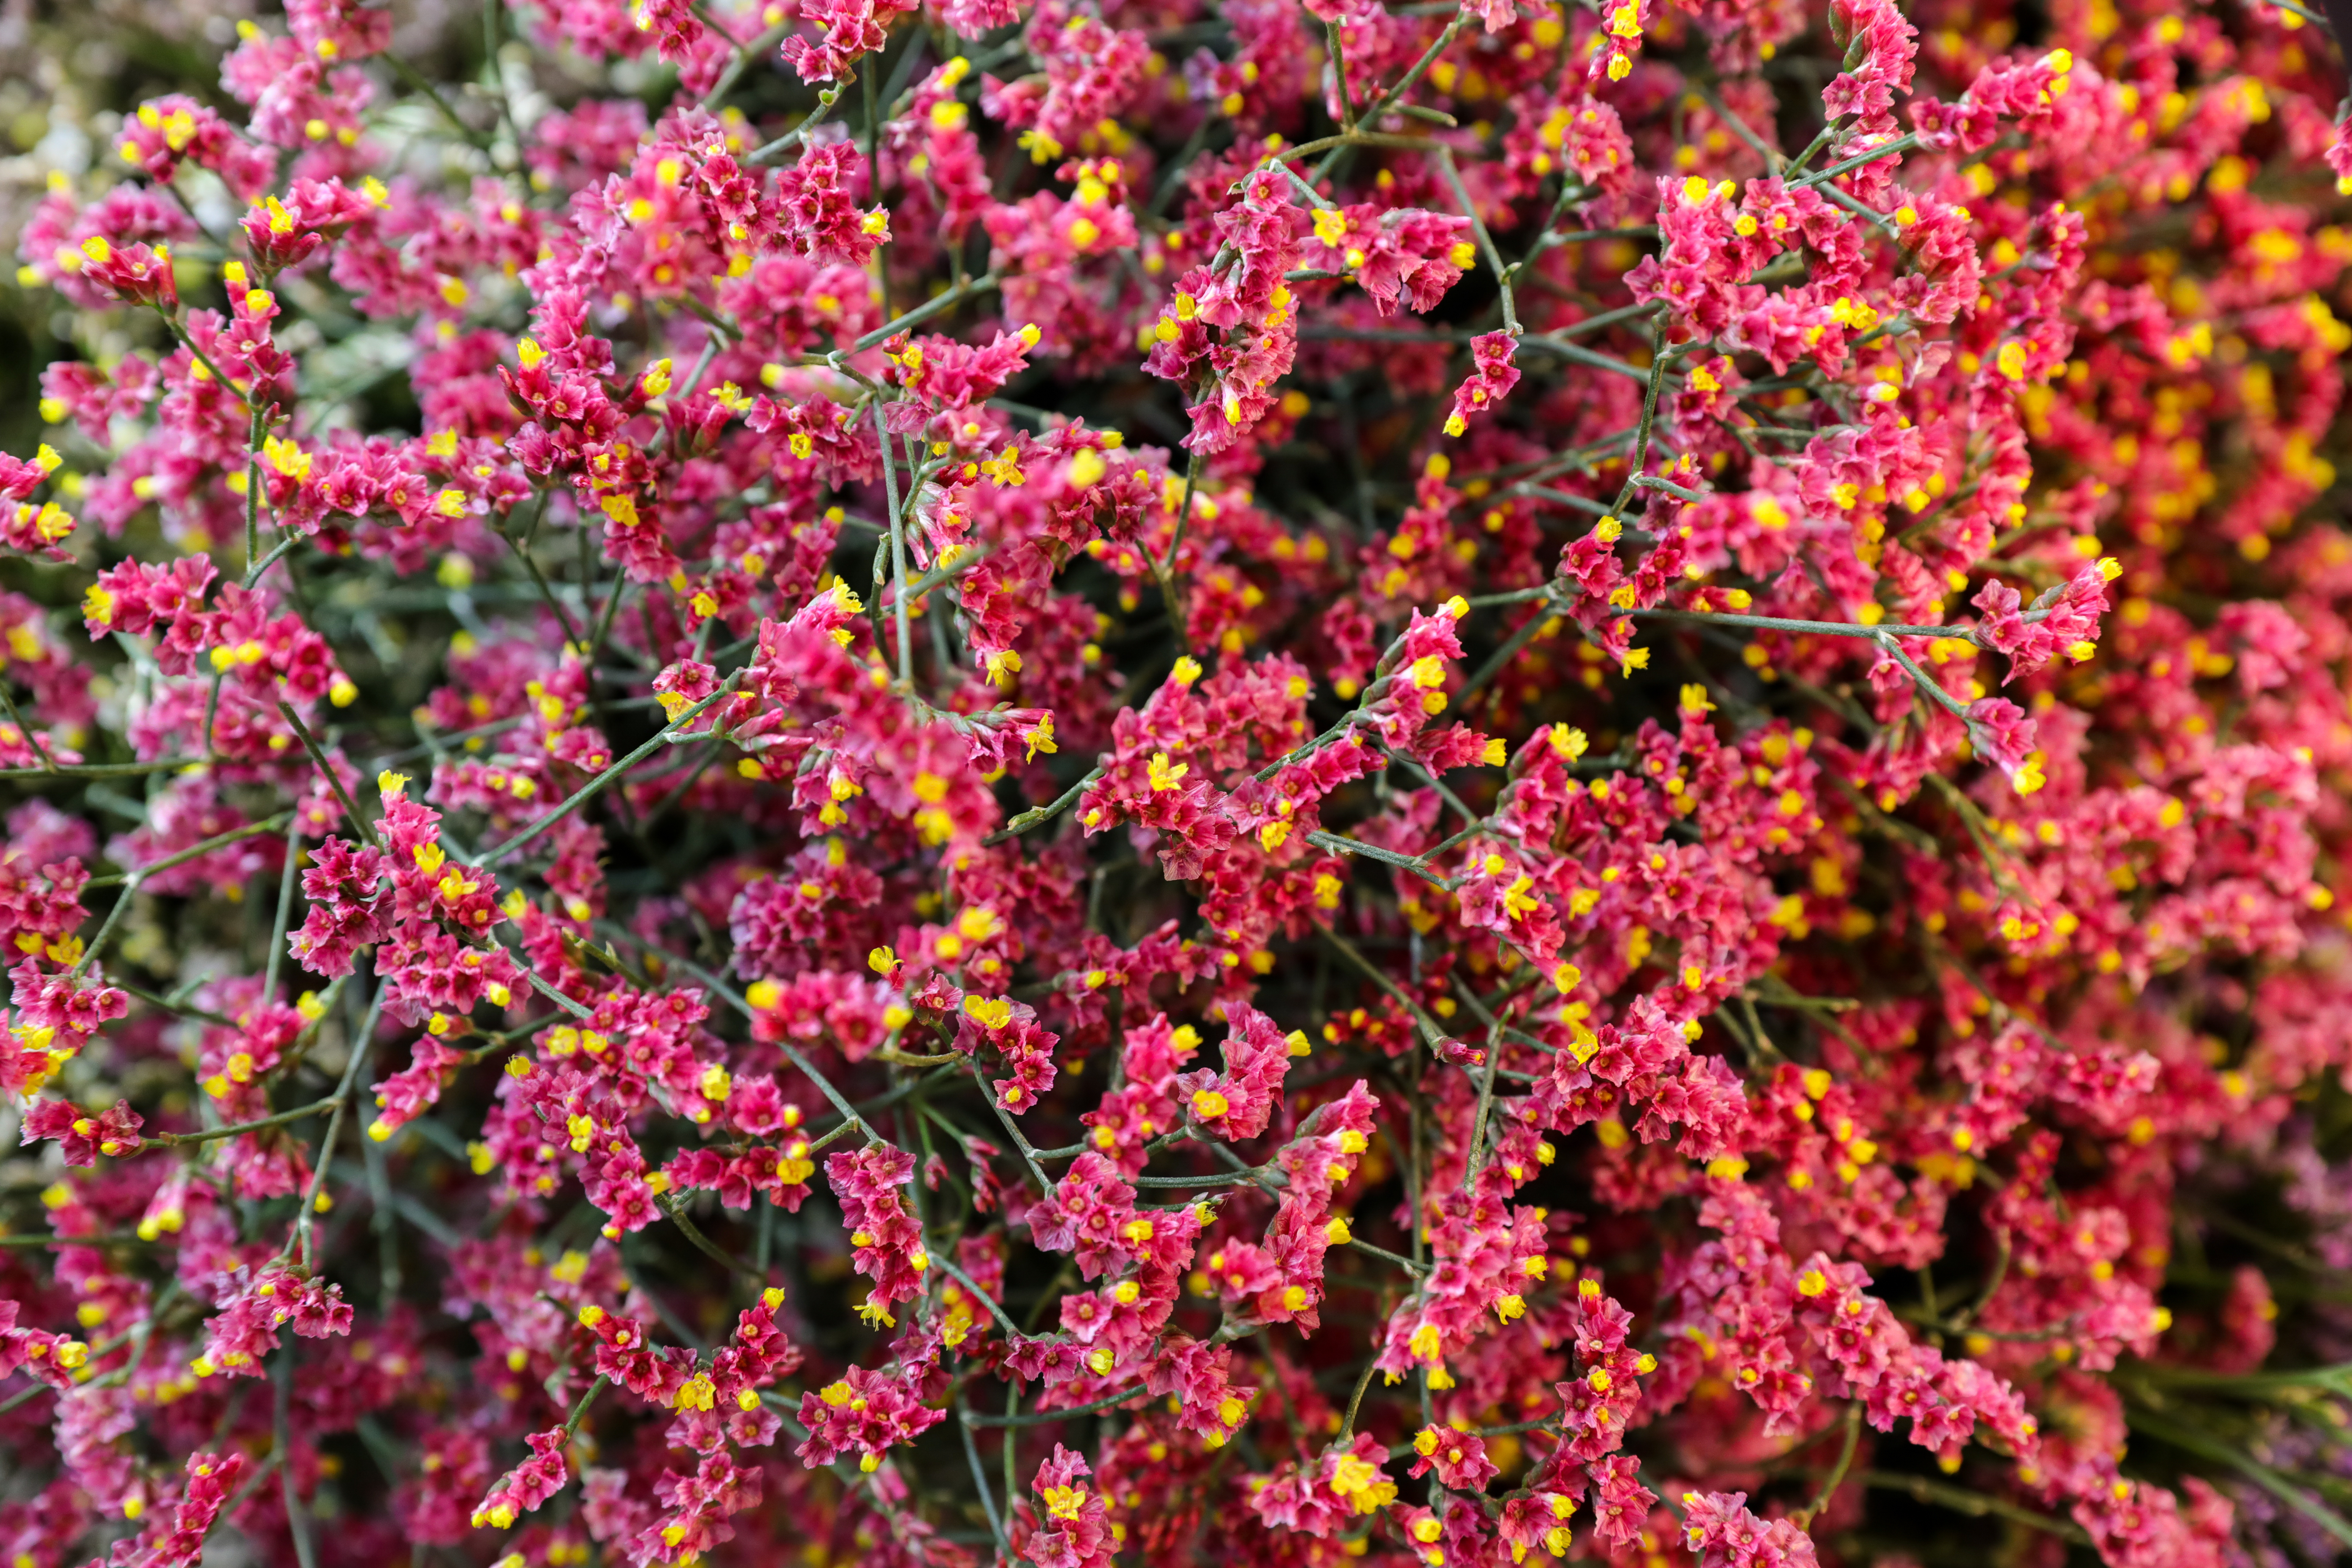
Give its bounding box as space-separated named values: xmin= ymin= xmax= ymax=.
xmin=71 ymin=236 xmax=179 ymax=310
xmin=2 ymin=3 xmax=2350 ymax=1568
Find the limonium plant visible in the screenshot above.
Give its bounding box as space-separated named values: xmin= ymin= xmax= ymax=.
xmin=5 ymin=0 xmax=2352 ymax=1565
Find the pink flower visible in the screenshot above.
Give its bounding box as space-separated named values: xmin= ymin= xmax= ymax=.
xmin=1020 ymin=1446 xmax=1114 ymax=1568
xmin=18 ymin=1098 xmax=143 ymax=1164
xmin=795 ymin=1352 xmax=946 ymax=1470
xmin=826 ymin=1144 xmax=930 ymax=1318
xmin=470 ymin=1429 xmax=572 ymax=1530
xmin=1443 ymin=331 xmax=1520 ymax=438
xmin=1407 ymin=1424 xmax=1498 ymax=1490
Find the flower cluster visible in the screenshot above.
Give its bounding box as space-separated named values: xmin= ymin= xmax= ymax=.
xmin=5 ymin=1 xmax=2352 ymax=1567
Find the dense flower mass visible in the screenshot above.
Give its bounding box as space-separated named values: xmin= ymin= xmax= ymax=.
xmin=7 ymin=0 xmax=2352 ymax=1564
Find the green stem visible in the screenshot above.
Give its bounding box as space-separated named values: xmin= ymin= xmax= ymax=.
xmin=1344 ymin=1237 xmax=1428 ymax=1276
xmin=498 ymin=502 xmax=586 ymax=651
xmin=655 ymin=1194 xmax=763 ymax=1279
xmin=263 ymin=812 xmax=303 ymax=1001
xmin=1318 ymin=924 xmax=1447 ymax=1048
xmin=71 ymin=811 xmax=290 ymax=978
xmin=276 ymin=701 xmax=380 ymax=850
xmin=245 ymin=532 xmax=302 ymax=589
xmin=1303 ymin=831 xmax=1454 ymax=890
xmin=243 ymin=407 xmax=265 ymax=572
xmin=1313 ymin=5 xmax=1471 ymax=178
xmin=149 ymin=1095 xmax=343 ymax=1149
xmin=958 ymin=1396 xmax=1009 ymax=1555
xmin=1794 ymin=130 xmax=1920 ymax=190
xmin=701 ymin=20 xmax=793 ymax=109
xmin=1611 ymin=317 xmax=1672 ymax=512
xmin=276 ymin=1349 xmax=318 ymax=1568
xmin=83 ymin=810 xmax=298 ymax=891
xmin=157 ymin=312 xmax=252 ymax=412
xmin=657 ymin=947 xmax=874 ymax=1139
xmin=1150 ymin=453 xmax=1202 ymax=655
xmin=750 ymin=87 xmax=845 ymax=165
xmin=566 ymin=1374 xmax=609 ymax=1438
xmin=1633 ymin=609 xmax=1975 ymax=641
xmin=1435 ymin=147 xmax=1515 ymax=335
xmin=0 ymin=757 xmax=200 ymax=779
xmin=963 ymin=1383 xmax=1148 ymax=1426
xmin=1456 ymin=601 xmax=1557 ymax=705
xmin=932 ymin=1255 xmax=1022 ymax=1338
xmin=850 ymin=272 xmax=1002 ymax=354
xmin=873 ymin=404 xmax=914 ymax=685
xmin=1794 ymin=1403 xmax=1862 ymax=1527
xmin=294 ymin=976 xmax=383 ymax=1271
xmin=0 ymin=686 xmax=57 ymax=771
xmin=983 ymin=766 xmax=1103 ymax=846
xmin=1856 ymin=1471 xmax=2086 ymax=1543
xmin=478 ymin=673 xmax=745 ymax=864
